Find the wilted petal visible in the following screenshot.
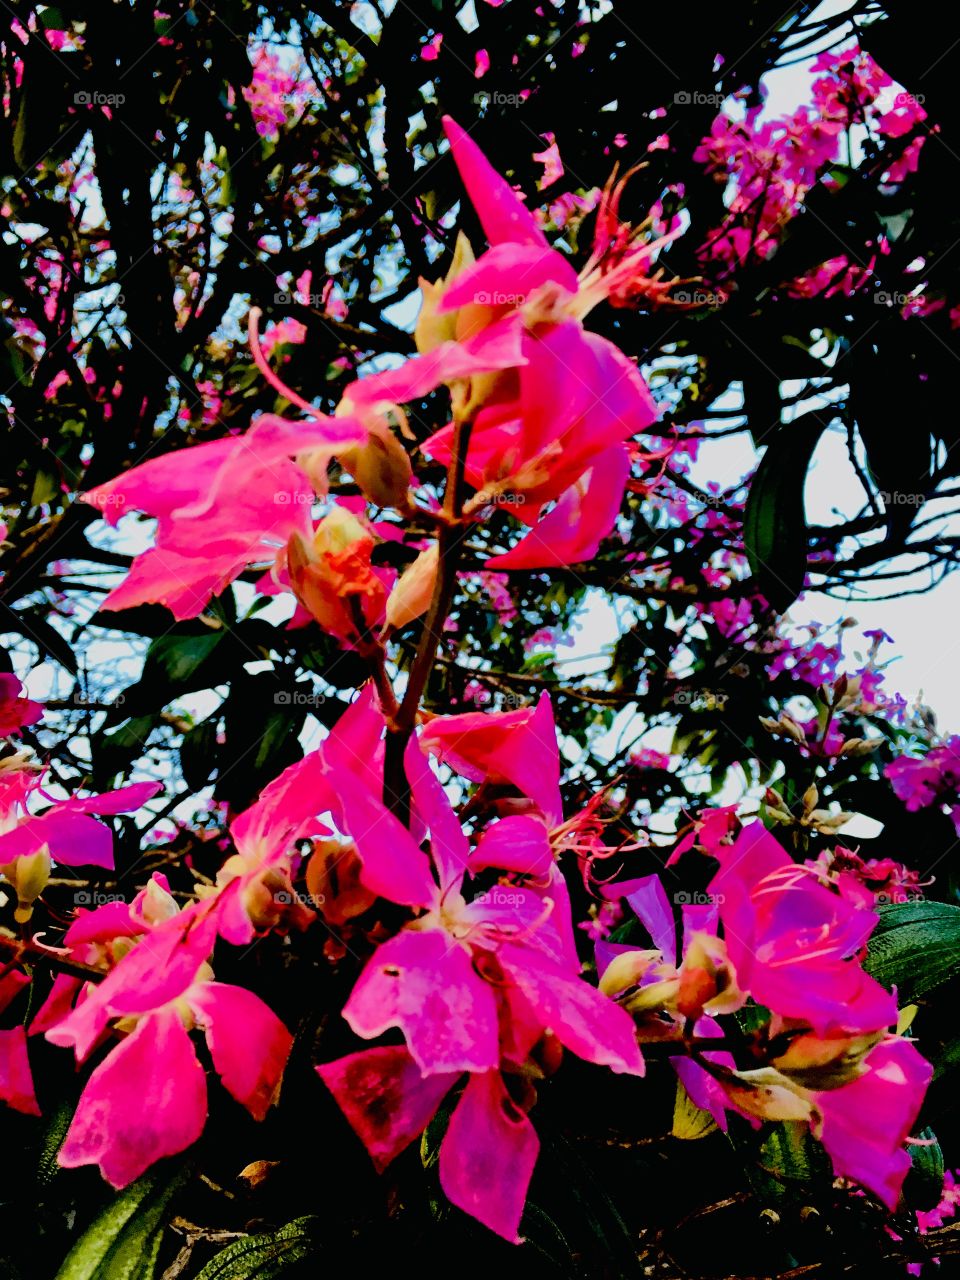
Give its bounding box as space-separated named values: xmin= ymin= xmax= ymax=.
xmin=317 ymin=1046 xmax=457 ymax=1172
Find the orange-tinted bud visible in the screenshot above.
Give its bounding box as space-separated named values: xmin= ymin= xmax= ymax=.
xmin=384 ymin=544 xmax=438 ymax=633
xmin=305 ymin=838 xmax=376 ymax=926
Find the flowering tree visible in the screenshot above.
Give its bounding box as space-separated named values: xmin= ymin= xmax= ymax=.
xmin=2 ymin=2 xmax=960 ymax=1276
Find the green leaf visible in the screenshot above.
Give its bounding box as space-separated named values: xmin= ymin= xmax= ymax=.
xmin=36 ymin=1098 xmax=75 ymax=1188
xmin=54 ymin=1161 xmax=190 ymax=1280
xmin=179 ymin=716 xmax=221 ymax=789
xmin=742 ymin=416 xmax=828 ymax=612
xmin=865 ymin=901 xmax=960 ymax=1002
xmin=673 ymin=1079 xmax=718 ymax=1139
xmin=903 ymin=1127 xmax=944 ymax=1212
xmin=109 ymin=630 xmax=226 ymax=722
xmin=192 ymin=1217 xmax=321 ymax=1280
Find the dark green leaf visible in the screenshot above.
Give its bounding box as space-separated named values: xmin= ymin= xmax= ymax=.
xmin=903 ymin=1127 xmax=944 ymax=1212
xmin=54 ymin=1161 xmax=190 ymax=1280
xmin=192 ymin=1216 xmax=321 ymax=1280
xmin=865 ymin=901 xmax=960 ymax=1002
xmin=742 ymin=416 xmax=829 ymax=612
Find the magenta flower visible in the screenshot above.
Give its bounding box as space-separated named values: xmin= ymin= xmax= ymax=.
xmin=419 ymin=691 xmax=562 ymax=825
xmin=709 ymin=824 xmax=898 ymax=1036
xmin=46 ymin=887 xmax=292 ymax=1187
xmin=0 ymin=770 xmax=160 ymax=870
xmin=0 ymin=674 xmax=42 ymax=736
xmin=319 ymin=739 xmax=641 ymax=1239
xmin=80 ymin=421 xmax=359 ymax=619
xmin=814 ymin=1036 xmax=932 ymax=1209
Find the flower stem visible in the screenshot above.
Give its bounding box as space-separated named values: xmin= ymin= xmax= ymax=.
xmin=383 ymin=417 xmax=472 ymax=822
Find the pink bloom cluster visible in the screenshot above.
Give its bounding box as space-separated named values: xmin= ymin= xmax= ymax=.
xmin=886 ymin=737 xmax=960 ymax=835
xmin=81 ymin=119 xmax=671 ymax=624
xmin=604 ymin=823 xmax=931 ymax=1210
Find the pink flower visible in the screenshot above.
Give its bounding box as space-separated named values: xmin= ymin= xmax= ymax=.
xmin=709 ymin=824 xmax=897 ymax=1036
xmin=401 ymin=118 xmax=664 ymax=568
xmin=0 ymin=771 xmax=160 ymax=871
xmin=258 ymin=316 xmax=307 ymax=357
xmin=47 ymin=889 xmax=292 ymax=1187
xmin=421 ymin=32 xmax=442 ymax=60
xmin=887 ymin=738 xmax=960 ymax=823
xmin=0 ymin=674 xmax=42 ymax=735
xmin=420 ymin=691 xmax=562 ymax=825
xmin=532 ymin=134 xmax=563 ymax=188
xmin=815 ymin=1036 xmax=932 ymax=1209
xmin=81 ymin=408 xmax=366 ymax=619
xmin=319 ymin=740 xmax=641 ymax=1239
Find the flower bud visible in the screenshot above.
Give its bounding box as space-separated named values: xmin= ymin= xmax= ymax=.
xmin=770 ymin=1027 xmax=882 ymax=1091
xmin=305 ymin=838 xmax=376 ymax=926
xmin=677 ymin=932 xmax=745 ymax=1019
xmin=414 ymin=232 xmax=476 ymax=355
xmin=384 ymin=545 xmax=439 ymax=633
xmin=287 ymin=508 xmax=386 ymax=645
xmin=3 ymin=847 xmax=52 ymax=923
xmin=339 ymin=430 xmax=413 ymax=510
xmin=598 ymin=948 xmax=664 ymax=997
xmin=722 ymin=1067 xmax=816 ymax=1123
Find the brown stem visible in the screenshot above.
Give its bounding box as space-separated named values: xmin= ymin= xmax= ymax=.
xmin=383 ymin=418 xmax=473 ymax=822
xmin=0 ymin=932 xmax=105 ymax=984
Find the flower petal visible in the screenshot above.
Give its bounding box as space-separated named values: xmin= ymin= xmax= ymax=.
xmin=343 ymin=929 xmax=500 ymax=1075
xmin=185 ymin=982 xmax=292 ymax=1121
xmin=58 ymin=1007 xmax=207 ymax=1187
xmin=439 ymin=1070 xmax=539 ymax=1242
xmin=317 ymin=1046 xmax=457 ymax=1171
